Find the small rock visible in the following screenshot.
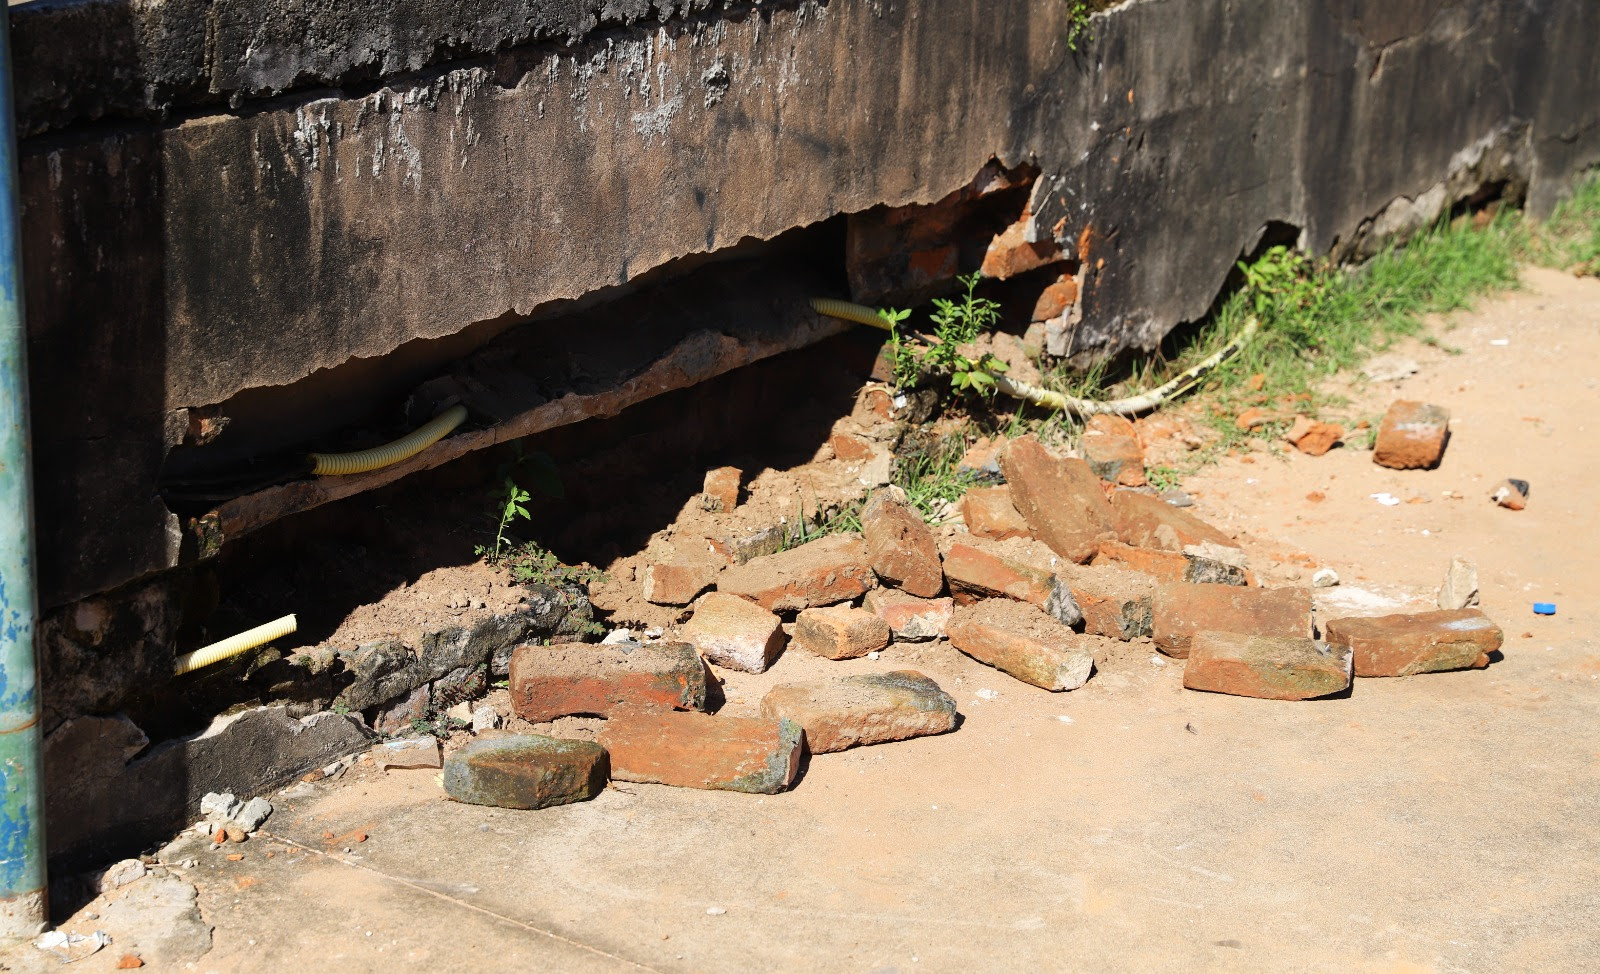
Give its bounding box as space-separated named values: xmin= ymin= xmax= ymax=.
xmin=599 ymin=711 xmax=803 ymax=794
xmin=947 ymin=600 xmax=1097 ymax=691
xmin=959 ymin=485 xmax=1032 ymax=541
xmin=1311 ymin=568 xmax=1340 ymax=588
xmin=679 ymin=592 xmax=786 ymax=674
xmin=99 ymin=858 xmax=148 ymax=893
xmin=1437 ymin=556 xmax=1479 ymax=610
xmin=1489 ymin=478 xmax=1529 ymax=510
xmin=1081 ymin=414 xmax=1147 ymax=487
xmin=974 ymin=688 xmax=999 ymax=701
xmin=792 ymin=606 xmax=892 ymax=660
xmin=761 ymin=671 xmax=957 ymax=753
xmin=1183 ymin=633 xmax=1352 ymax=700
xmin=706 ymin=907 xmax=728 ymax=916
xmin=1373 ymin=400 xmax=1450 ymax=469
xmin=225 ymin=826 xmax=247 ymax=843
xmin=1323 ymin=609 xmax=1503 ymax=677
xmin=1234 ymin=407 xmax=1270 ymax=431
xmin=641 ymin=562 xmax=718 ymax=606
xmin=702 ymin=467 xmax=742 ymax=512
xmin=278 ymin=782 xmax=316 ymax=801
xmin=471 ymin=705 xmax=502 ymax=733
xmin=372 ymin=736 xmax=443 ymax=771
xmin=1284 ymin=415 xmax=1344 ymax=456
xmin=443 ymin=735 xmax=608 ymax=810
xmin=1161 ymin=489 xmax=1194 ymax=508
xmin=116 ymin=954 xmax=145 ymax=969
xmin=199 ymin=792 xmax=242 ymax=824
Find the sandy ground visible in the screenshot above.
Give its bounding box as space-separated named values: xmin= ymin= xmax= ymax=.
xmin=15 ymin=268 xmax=1600 ymax=973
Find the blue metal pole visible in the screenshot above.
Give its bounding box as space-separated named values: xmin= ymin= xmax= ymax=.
xmin=0 ymin=4 xmax=45 ymax=938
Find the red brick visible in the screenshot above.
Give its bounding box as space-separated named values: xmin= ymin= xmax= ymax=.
xmin=509 ymin=642 xmax=709 ymax=722
xmin=792 ymin=606 xmax=891 ymax=660
xmin=1111 ymin=490 xmax=1239 ymax=552
xmin=1183 ymin=633 xmax=1352 ymax=700
xmin=717 ymin=534 xmax=875 ymax=612
xmin=861 ymin=490 xmax=944 ymax=597
xmin=1063 ymin=565 xmax=1156 ymax=640
xmin=1031 ymin=274 xmax=1080 ymax=322
xmin=1082 ymin=415 xmax=1147 ymax=487
xmin=702 ymin=466 xmax=742 ymax=511
xmin=1093 ymin=541 xmax=1250 ymax=586
xmin=980 ymin=210 xmax=1062 ymax=280
xmin=640 ymin=562 xmax=717 ymax=606
xmin=942 ymin=541 xmax=1081 ymax=626
xmin=679 ymin=592 xmax=786 ymax=673
xmin=760 ymin=671 xmax=957 ymax=753
xmin=599 ymin=711 xmax=803 ymax=794
xmin=1151 ymin=583 xmax=1313 ymax=659
xmin=1285 ymin=414 xmax=1343 ymax=456
xmin=829 ymin=432 xmax=874 ymax=463
xmin=959 ymin=485 xmax=1031 ymax=541
xmin=947 ymin=600 xmax=1097 ymax=691
xmin=1373 ymin=400 xmax=1450 ymax=469
xmin=1322 ymin=609 xmax=1503 ymax=677
xmin=863 ymin=589 xmax=953 ymax=641
xmin=998 ymin=435 xmax=1117 ymax=563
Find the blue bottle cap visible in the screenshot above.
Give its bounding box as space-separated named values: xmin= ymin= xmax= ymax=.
xmin=1533 ymin=602 xmax=1557 ymax=615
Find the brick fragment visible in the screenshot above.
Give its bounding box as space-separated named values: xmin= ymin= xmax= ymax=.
xmin=1063 ymin=565 xmax=1156 ymax=640
xmin=679 ymin=592 xmax=785 ymax=673
xmin=863 ymin=589 xmax=953 ymax=641
xmin=599 ymin=711 xmax=803 ymax=794
xmin=1031 ymin=274 xmax=1080 ymax=322
xmin=1111 ymin=490 xmax=1238 ymax=552
xmin=1183 ymin=633 xmax=1352 ymax=700
xmin=998 ymin=435 xmax=1117 ymax=563
xmin=509 ymin=641 xmax=709 ymax=721
xmin=959 ymin=485 xmax=1031 ymax=541
xmin=1151 ymin=583 xmax=1313 ymax=659
xmin=793 ymin=606 xmax=891 ymax=660
xmin=761 ymin=671 xmax=958 ymax=753
xmin=443 ymin=735 xmax=607 ymax=810
xmin=1235 ymin=407 xmax=1270 ymax=431
xmin=717 ymin=534 xmax=875 ymax=612
xmin=1082 ymin=415 xmax=1147 ymax=487
xmin=702 ymin=467 xmax=742 ymax=511
xmin=1373 ymin=400 xmax=1450 ymax=469
xmin=980 ymin=209 xmax=1062 ymax=280
xmin=1094 ymin=541 xmax=1248 ymax=586
xmin=1322 ymin=609 xmax=1503 ymax=677
xmin=641 ymin=562 xmax=717 ymax=606
xmin=942 ymin=542 xmax=1081 ymax=626
xmin=1284 ymin=414 xmax=1343 ymax=456
xmin=947 ymin=600 xmax=1097 ymax=691
xmin=861 ymin=490 xmax=944 ymax=597
xmin=829 ymin=432 xmax=874 ymax=463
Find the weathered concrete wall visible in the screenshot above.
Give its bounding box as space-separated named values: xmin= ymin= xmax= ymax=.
xmin=16 ymin=0 xmax=1600 ymax=607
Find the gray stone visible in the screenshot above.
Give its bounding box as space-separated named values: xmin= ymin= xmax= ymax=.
xmin=98 ymin=858 xmax=147 ymax=893
xmin=333 ymin=640 xmax=422 ymax=713
xmin=1438 ymin=557 xmax=1481 ymax=610
xmin=95 ymin=876 xmax=213 ymax=966
xmin=471 ymin=706 xmax=502 ymax=734
xmin=199 ymin=792 xmax=242 ymax=824
xmin=443 ymin=736 xmax=607 ymax=810
xmin=1312 ymin=568 xmax=1341 ymax=588
xmin=233 ymin=797 xmax=274 ymax=832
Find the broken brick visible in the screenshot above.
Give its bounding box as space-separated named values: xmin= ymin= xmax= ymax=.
xmin=998 ymin=435 xmax=1117 ymax=563
xmin=509 ymin=641 xmax=709 ymax=721
xmin=443 ymin=735 xmax=607 ymax=810
xmin=792 ymin=605 xmax=892 ymax=660
xmin=1093 ymin=540 xmax=1248 ymax=586
xmin=641 ymin=562 xmax=717 ymax=606
xmin=829 ymin=432 xmax=874 ymax=463
xmin=1183 ymin=632 xmax=1352 ymax=700
xmin=703 ymin=467 xmax=742 ymax=511
xmin=863 ymin=588 xmax=953 ymax=641
xmin=679 ymin=592 xmax=786 ymax=673
xmin=942 ymin=541 xmax=1081 ymax=626
xmin=1285 ymin=414 xmax=1343 ymax=456
xmin=1031 ymin=273 xmax=1080 ymax=322
xmin=979 ymin=209 xmax=1062 ymax=280
xmin=1081 ymin=415 xmax=1146 ymax=487
xmin=717 ymin=534 xmax=875 ymax=612
xmin=1373 ymin=400 xmax=1450 ymax=469
xmin=1322 ymin=609 xmax=1503 ymax=677
xmin=947 ymin=600 xmax=1097 ymax=691
xmin=599 ymin=711 xmax=803 ymax=794
xmin=760 ymin=671 xmax=958 ymax=753
xmin=1235 ymin=407 xmax=1270 ymax=431
xmin=861 ymin=490 xmax=944 ymax=597
xmin=1111 ymin=490 xmax=1239 ymax=552
xmin=1063 ymin=565 xmax=1156 ymax=640
xmin=959 ymin=485 xmax=1031 ymax=541
xmin=1151 ymin=583 xmax=1313 ymax=659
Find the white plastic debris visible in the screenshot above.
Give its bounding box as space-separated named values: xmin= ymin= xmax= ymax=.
xmin=1369 ymin=492 xmax=1401 ymax=506
xmin=867 ymin=651 xmax=881 ymax=661
xmin=1489 ymin=338 xmax=1510 ymax=346
xmin=705 ymin=906 xmax=727 ymax=916
xmin=33 ymin=929 xmax=110 ymax=960
xmin=1149 ymin=655 xmax=1169 ymax=667
xmin=1312 ymin=568 xmax=1340 ymax=588
xmin=601 ymin=628 xmax=636 ymax=645
xmin=1057 ymin=715 xmax=1075 ymax=724
xmin=975 ymin=688 xmax=999 ymax=701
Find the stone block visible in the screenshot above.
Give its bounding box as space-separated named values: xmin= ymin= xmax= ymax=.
xmin=998 ymin=435 xmax=1117 ymax=563
xmin=717 ymin=534 xmax=875 ymax=612
xmin=947 ymin=600 xmax=1097 ymax=691
xmin=1322 ymin=609 xmax=1503 ymax=677
xmin=760 ymin=671 xmax=957 ymax=753
xmin=1064 ymin=565 xmax=1156 ymax=640
xmin=509 ymin=641 xmax=709 ymax=721
xmin=443 ymin=736 xmax=607 ymax=810
xmin=703 ymin=467 xmax=742 ymax=511
xmin=1183 ymin=632 xmax=1352 ymax=700
xmin=793 ymin=606 xmax=892 ymax=660
xmin=599 ymin=711 xmax=803 ymax=794
xmin=1094 ymin=541 xmax=1248 ymax=586
xmin=1373 ymin=400 xmax=1450 ymax=469
xmin=1152 ymin=583 xmax=1313 ymax=659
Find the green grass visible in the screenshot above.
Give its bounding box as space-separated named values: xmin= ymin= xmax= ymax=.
xmin=1534 ymin=170 xmax=1600 ymax=273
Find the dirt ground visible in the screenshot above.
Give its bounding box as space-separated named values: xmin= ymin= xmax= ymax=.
xmin=15 ymin=267 xmax=1600 ymax=973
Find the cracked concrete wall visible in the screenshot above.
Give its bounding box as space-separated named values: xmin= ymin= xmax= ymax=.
xmin=16 ymin=0 xmax=1600 ymax=606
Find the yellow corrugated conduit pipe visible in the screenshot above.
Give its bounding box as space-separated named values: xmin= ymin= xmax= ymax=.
xmin=173 ymin=614 xmax=298 ymax=676
xmin=308 ymin=403 xmax=468 ymax=476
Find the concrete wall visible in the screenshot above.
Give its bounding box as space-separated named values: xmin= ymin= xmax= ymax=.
xmin=16 ymin=0 xmax=1600 ymax=607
